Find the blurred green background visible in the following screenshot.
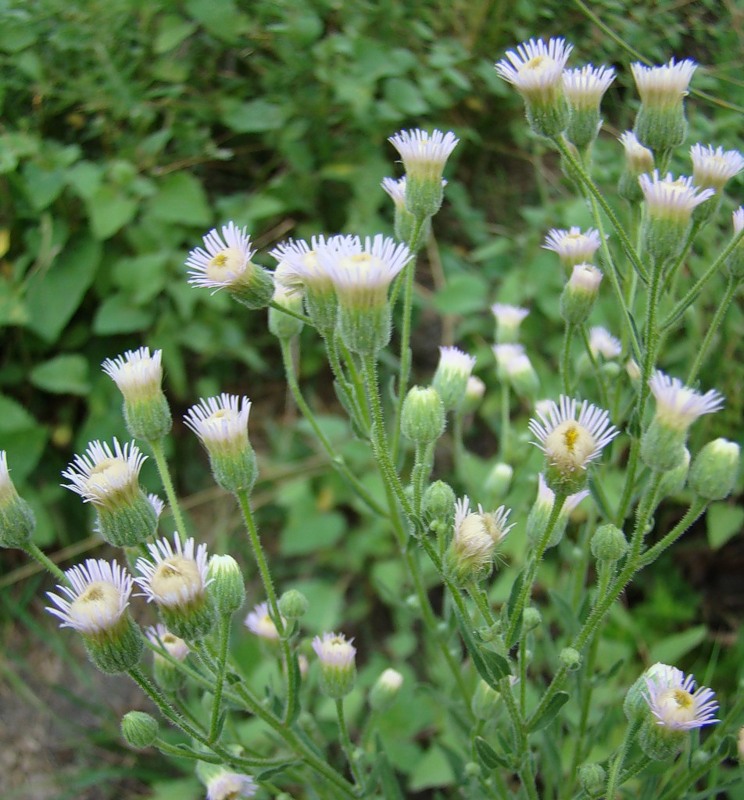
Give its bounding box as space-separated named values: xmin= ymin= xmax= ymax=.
xmin=1 ymin=0 xmax=742 ymax=797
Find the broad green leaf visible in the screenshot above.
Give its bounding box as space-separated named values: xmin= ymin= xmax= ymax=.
xmin=649 ymin=625 xmax=708 ymax=664
xmin=384 ymin=78 xmax=429 ymax=115
xmin=21 ymin=162 xmax=66 ymax=210
xmin=66 ymin=161 xmax=103 ymax=201
xmin=154 ymin=14 xmax=197 ymax=53
xmin=0 ymin=13 xmax=37 ymax=52
xmin=433 ymin=273 xmax=490 ymax=315
xmin=25 ymin=236 xmax=101 ymax=342
xmin=112 ymin=252 xmax=169 ymax=304
xmin=409 ymin=746 xmax=455 ymax=792
xmin=184 ymin=0 xmax=250 ymax=42
xmin=86 ymin=186 xmax=138 ymax=239
xmin=0 ymin=395 xmax=47 ymax=480
xmin=220 ymin=99 xmax=288 ymax=134
xmin=93 ymin=294 xmax=153 ymax=335
xmin=706 ymin=502 xmax=744 ymax=549
xmin=30 ymin=355 xmax=90 ymax=395
xmin=148 ymin=173 xmax=211 ymax=226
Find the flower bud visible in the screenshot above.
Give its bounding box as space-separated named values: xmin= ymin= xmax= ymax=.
xmin=618 ymin=132 xmax=654 ymax=203
xmin=578 ymin=763 xmax=606 ymax=797
xmin=121 ymin=711 xmax=159 ymax=749
xmin=560 ymin=264 xmax=602 ymax=325
xmin=485 ymin=462 xmax=513 ymax=499
xmin=462 ymin=376 xmax=486 ymax=415
xmin=208 ymin=555 xmax=246 ymax=616
xmin=638 ymin=718 xmax=686 ymax=760
xmin=432 ymin=347 xmax=476 ymax=412
xmin=369 ymin=668 xmax=404 ymax=713
xmin=560 ymin=647 xmax=581 ymax=671
xmin=269 ymin=280 xmax=304 ymax=340
xmin=491 ymin=303 xmax=529 ymax=344
xmin=658 ymin=448 xmax=690 ymax=497
xmin=312 ymin=632 xmax=357 ymax=699
xmin=423 ymin=481 xmax=456 ymax=530
xmin=146 ymin=624 xmax=190 ymax=691
xmin=401 ymin=386 xmax=446 ymax=444
xmin=591 ymin=523 xmax=628 ymax=563
xmin=0 ymin=452 xmax=34 ymax=549
xmin=279 ymin=589 xmax=309 ymax=620
xmin=523 ymin=607 xmax=542 ymax=632
xmin=688 ymin=438 xmax=740 ymax=501
xmin=563 ymin=65 xmax=616 ymax=150
xmin=445 ymin=497 xmax=495 ymax=584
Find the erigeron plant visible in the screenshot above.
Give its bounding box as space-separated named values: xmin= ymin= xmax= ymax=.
xmin=2 ymin=36 xmax=743 ymax=800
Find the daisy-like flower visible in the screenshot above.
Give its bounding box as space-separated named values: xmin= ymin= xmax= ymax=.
xmin=563 ymin=64 xmax=616 ymax=149
xmin=477 ymin=503 xmax=515 ymax=544
xmin=648 ymin=371 xmax=723 ymax=432
xmin=433 ymin=346 xmax=477 ymax=411
xmin=631 ymin=59 xmax=697 ymax=151
xmin=244 ymin=601 xmax=282 ymax=641
xmin=0 ymin=451 xmax=34 ymax=549
xmin=529 ymin=396 xmax=619 ymax=492
xmin=312 ymin=632 xmax=357 ymax=698
xmin=146 ymin=623 xmax=190 ymax=662
xmin=495 ymin=38 xmax=573 ymax=137
xmin=47 ymin=559 xmax=143 ymax=672
xmin=206 ymin=771 xmax=258 ymax=800
xmin=62 ymin=439 xmax=146 ymax=508
xmin=619 ymin=131 xmax=655 ymax=203
xmin=589 ymin=326 xmax=622 ymax=359
xmin=543 ymin=227 xmax=603 ymax=268
xmin=690 ymin=144 xmax=744 ymax=192
xmin=381 ymin=176 xmax=407 ymax=209
xmin=136 ymin=534 xmax=214 ymax=639
xmin=446 ymin=497 xmax=496 ymax=583
xmin=639 ymin=171 xmax=715 ymax=219
xmin=388 ymin=129 xmax=458 ymax=218
xmin=491 ymin=302 xmax=529 ymax=343
xmin=184 ymin=394 xmax=255 ymax=494
xmin=186 ymin=222 xmax=273 ymax=309
xmin=642 ymin=371 xmax=723 ymax=473
xmin=317 ymin=234 xmax=412 ymax=354
xmin=62 ymin=439 xmax=157 ymax=547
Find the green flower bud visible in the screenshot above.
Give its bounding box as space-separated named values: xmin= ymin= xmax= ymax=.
xmin=312 ymin=632 xmax=357 ymax=699
xmin=559 ymin=647 xmax=581 ymax=671
xmin=146 ymin=624 xmax=190 ymax=691
xmin=462 ymin=376 xmax=486 ymax=415
xmin=432 ymin=347 xmax=476 ymax=412
xmin=0 ymin=452 xmax=34 ymax=549
xmin=279 ymin=589 xmax=309 ymax=620
xmin=641 ymin=417 xmax=688 ymax=473
xmin=688 ymin=438 xmax=740 ymax=501
xmin=560 ymin=264 xmax=603 ymax=325
xmin=382 ymin=177 xmax=432 ymax=249
xmin=578 ymin=763 xmax=606 ymax=797
xmin=269 ymin=280 xmax=304 ymax=340
xmin=369 ymin=668 xmax=404 ymax=713
xmin=423 ymin=481 xmax=456 ymax=529
xmin=121 ymin=711 xmax=159 ymax=749
xmin=591 ymin=523 xmax=628 ymax=563
xmin=401 ymin=386 xmax=446 ymax=444
xmin=638 ymin=717 xmax=686 ymax=760
xmin=208 ymin=555 xmax=246 ymax=616
xmin=618 ymin=132 xmax=655 ymax=204
xmin=658 ymin=448 xmax=690 ymax=496
xmin=102 ymin=348 xmax=172 ymax=442
xmin=84 ymin=615 xmax=144 ymax=674
xmin=485 ymin=462 xmax=513 ymax=499
xmin=564 ymin=65 xmax=615 ymax=150
xmin=523 ymin=607 xmax=542 ymax=632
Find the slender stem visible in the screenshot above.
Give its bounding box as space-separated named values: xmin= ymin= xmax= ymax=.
xmin=280 ymin=339 xmax=387 ymax=516
xmin=337 ymin=339 xmax=371 ymax=429
xmin=662 ymin=227 xmax=744 ymax=331
xmin=561 ymin=323 xmax=575 ymax=395
xmin=269 ymin=299 xmax=312 ymax=325
xmin=149 ymin=438 xmax=188 ymax=538
xmin=605 ymin=719 xmax=641 ymax=800
xmin=391 ymin=215 xmax=428 ymax=461
xmin=519 ymin=634 xmax=528 ymax=715
xmin=687 ymin=276 xmax=738 ymax=385
xmin=662 ymin=220 xmax=700 ymax=295
xmin=335 ymin=699 xmax=365 ymax=792
xmin=412 ymin=441 xmax=435 ymax=516
xmin=500 ymin=382 xmax=510 ymax=460
xmin=23 ymin=542 xmax=67 ymax=583
xmin=468 ymin=583 xmax=496 ymax=627
xmin=501 ymin=676 xmax=538 ymax=800
xmin=208 ymin=613 xmax=231 ymax=743
xmin=579 ymin=325 xmax=609 ymax=409
xmin=327 ymin=335 xmax=367 ymax=429
xmin=639 ymin=499 xmax=707 ymax=567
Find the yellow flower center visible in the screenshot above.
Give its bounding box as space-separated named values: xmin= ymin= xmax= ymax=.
xmin=70 ymin=580 xmax=120 ymax=629
xmin=151 ymin=555 xmax=202 ymax=603
xmin=85 ymin=458 xmax=131 ymax=499
xmin=544 ymin=420 xmax=596 ymax=472
xmin=657 ymin=687 xmax=696 ymax=725
xmin=207 ymin=247 xmax=247 ymax=283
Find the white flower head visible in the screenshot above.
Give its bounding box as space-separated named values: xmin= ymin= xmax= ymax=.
xmin=381 ymin=176 xmax=407 ymax=208
xmin=465 ymin=376 xmax=486 ymax=402
xmin=639 ymin=170 xmax=715 ymax=221
xmin=317 ymin=234 xmax=412 ymax=307
xmin=567 ymin=262 xmax=603 ymax=293
xmin=0 ymin=450 xmax=19 ymax=507
xmin=145 ymin=623 xmax=190 ymax=662
xmin=543 ymin=227 xmax=603 ymax=266
xmin=135 ymin=534 xmax=210 ymax=608
xmin=589 ymin=326 xmax=622 ymax=359
xmin=312 ymin=632 xmax=357 ymax=668
xmin=648 ymin=371 xmax=724 ymax=432
xmin=563 ymin=64 xmax=616 ymax=110
xmin=495 ymin=37 xmax=573 ymax=99
xmin=184 ymin=394 xmax=251 ymax=452
xmin=186 ymin=222 xmax=256 ymax=292
xmin=378 ymin=667 xmax=404 ymax=691
xmin=62 ymin=439 xmax=146 ymax=508
xmin=438 ymin=346 xmax=477 ymax=378
xmin=46 ymin=559 xmax=133 ymax=634
xmin=492 ymin=343 xmax=528 ymax=374
xmin=644 ymin=664 xmax=718 ymax=731
xmin=690 ymin=144 xmax=744 ymax=192
xmin=270 ymin=236 xmax=337 ymax=295
xmin=491 ymin=303 xmax=529 ymax=340
xmin=631 ymin=59 xmax=697 ymax=107
xmin=476 ymin=503 xmax=515 ymax=544
xmin=206 ymin=771 xmax=258 ymax=800
xmin=529 ymin=396 xmax=619 ymax=475
xmin=619 ymin=131 xmax=655 ymax=173
xmin=102 ymin=347 xmax=163 ymax=402
xmin=388 ymin=129 xmax=459 ymax=180
xmin=244 ymin=601 xmax=282 ymax=641
xmin=452 ymin=496 xmax=495 ymax=570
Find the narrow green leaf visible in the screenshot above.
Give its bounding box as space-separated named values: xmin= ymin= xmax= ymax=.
xmin=474 ymin=736 xmax=509 ymax=770
xmin=529 ymin=691 xmax=569 ymax=732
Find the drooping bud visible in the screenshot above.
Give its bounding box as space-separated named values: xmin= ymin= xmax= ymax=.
xmin=121 ymin=711 xmax=159 ymax=749
xmin=278 ymin=589 xmax=309 ymax=620
xmin=688 ymin=438 xmax=740 ymax=501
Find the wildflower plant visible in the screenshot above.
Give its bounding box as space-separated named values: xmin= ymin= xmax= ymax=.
xmin=4 ymin=32 xmax=744 ymax=800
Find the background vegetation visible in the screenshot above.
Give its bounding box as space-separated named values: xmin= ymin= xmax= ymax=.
xmin=1 ymin=0 xmax=742 ymax=797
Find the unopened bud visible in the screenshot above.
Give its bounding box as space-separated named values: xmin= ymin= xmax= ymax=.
xmin=560 ymin=264 xmax=602 ymax=324
xmin=121 ymin=711 xmax=159 ymax=749
xmin=591 ymin=523 xmax=628 ymax=563
xmin=688 ymin=438 xmax=740 ymax=501
xmin=401 ymin=386 xmax=446 ymax=444
xmin=279 ymin=589 xmax=309 ymax=620
xmin=207 ymin=555 xmax=246 ymax=616
xmin=369 ymin=668 xmax=404 ymax=713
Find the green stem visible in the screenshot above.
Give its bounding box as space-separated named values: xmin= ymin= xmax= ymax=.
xmin=148 ymin=438 xmax=188 ymax=538
xmin=337 ymin=339 xmax=371 ymax=430
xmin=639 ymin=499 xmax=707 ymax=567
xmin=412 ymin=441 xmax=436 ymax=517
xmin=208 ymin=613 xmax=231 ymax=743
xmin=335 ymin=698 xmax=366 ymax=792
xmin=501 ymin=676 xmax=538 ymax=800
xmin=505 ymin=494 xmax=566 ymax=648
xmin=561 ymin=323 xmax=575 ymax=395
xmin=579 ymin=325 xmax=609 ymax=410
xmin=662 ymin=227 xmax=744 ymax=331
xmin=605 ymin=719 xmax=641 ymax=800
xmin=687 ymin=275 xmax=738 ymax=385
xmin=269 ymin=299 xmax=312 ymax=325
xmin=23 ymin=542 xmax=67 ymax=583
xmin=662 ymin=220 xmax=701 ymax=295
xmin=280 ymin=339 xmax=386 ymax=517
xmin=500 ymin=382 xmax=511 ymax=460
